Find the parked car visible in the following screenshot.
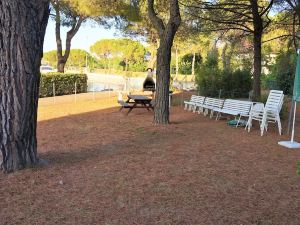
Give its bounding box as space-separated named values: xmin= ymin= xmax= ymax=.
xmin=40 ymin=65 xmax=56 ymax=73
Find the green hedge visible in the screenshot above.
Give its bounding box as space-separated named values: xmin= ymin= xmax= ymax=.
xmin=39 ymin=73 xmax=87 ymax=97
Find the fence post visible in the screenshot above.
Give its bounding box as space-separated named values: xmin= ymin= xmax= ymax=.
xmin=181 ymin=82 xmax=184 ymax=107
xmin=109 ymin=84 xmax=111 ymax=98
xmin=74 ymin=81 xmax=77 ymax=103
xmin=53 ymin=81 xmax=56 ymax=104
xmin=92 ymin=81 xmax=95 ymax=101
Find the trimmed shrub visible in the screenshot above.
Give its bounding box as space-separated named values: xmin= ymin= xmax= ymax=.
xmin=39 ymin=73 xmax=87 ymax=97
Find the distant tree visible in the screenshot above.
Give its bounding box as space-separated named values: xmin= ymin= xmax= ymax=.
xmin=43 ymin=50 xmax=58 ymax=68
xmin=50 ymin=0 xmax=86 ymax=73
xmin=50 ymin=0 xmax=136 ymax=73
xmin=43 ymin=49 xmax=100 ymax=70
xmin=91 ymin=38 xmax=146 ymax=71
xmin=0 ymin=0 xmax=50 ymax=172
xmin=119 ymin=2 xmax=159 ymax=69
xmin=185 ymin=0 xmax=274 ymax=100
xmin=90 ymin=39 xmax=116 ymax=69
xmin=282 ymin=0 xmax=300 ymax=49
xmin=116 ymin=39 xmax=146 ymax=72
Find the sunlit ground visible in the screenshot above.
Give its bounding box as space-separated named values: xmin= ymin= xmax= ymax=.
xmin=38 ymin=92 xmax=120 ymax=121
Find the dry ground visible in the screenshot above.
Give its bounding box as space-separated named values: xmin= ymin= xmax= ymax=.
xmin=0 ymin=93 xmax=300 ymax=225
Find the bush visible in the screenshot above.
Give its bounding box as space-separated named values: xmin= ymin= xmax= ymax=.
xmin=39 ymin=73 xmax=87 ymax=97
xmin=196 ymin=48 xmax=252 ymax=98
xmin=297 ymin=161 xmax=300 ymax=176
xmin=271 ymin=50 xmax=296 ymax=95
xmin=196 ymin=49 xmax=221 ymax=97
xmin=261 ymin=73 xmax=278 ymax=90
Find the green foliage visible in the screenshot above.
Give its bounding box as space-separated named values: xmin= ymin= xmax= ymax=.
xmin=43 ymin=49 xmax=101 ymax=70
xmin=68 ymin=49 xmax=97 ymax=68
xmin=271 ymin=50 xmax=296 ymax=96
xmin=39 ymin=73 xmax=87 ymax=97
xmin=66 ymin=0 xmax=135 ymax=18
xmin=42 ymin=50 xmax=57 ymax=67
xmin=297 ymin=161 xmax=300 ymax=176
xmin=90 ymin=39 xmax=115 ymax=60
xmin=196 ymin=49 xmax=221 ymax=97
xmin=179 ymin=53 xmax=202 ymax=75
xmin=261 ymin=73 xmax=278 ymax=90
xmin=90 ymin=38 xmax=147 ymax=71
xmin=196 ymin=49 xmax=251 ymax=98
xmin=221 ymin=69 xmax=252 ymax=98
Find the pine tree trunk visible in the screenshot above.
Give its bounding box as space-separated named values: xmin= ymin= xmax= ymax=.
xmin=192 ymin=51 xmax=196 ymax=76
xmin=53 ymin=1 xmax=83 ymax=73
xmin=0 ymin=0 xmax=50 ymax=173
xmin=147 ymin=0 xmax=181 ymax=124
xmin=57 ymin=61 xmax=66 ymax=73
xmin=154 ymin=42 xmax=172 ymax=124
xmin=222 ymin=43 xmax=228 ymax=70
xmin=253 ymin=33 xmax=262 ymax=100
xmin=250 ymin=0 xmax=263 ymax=101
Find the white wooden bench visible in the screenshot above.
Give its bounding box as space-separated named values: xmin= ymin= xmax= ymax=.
xmin=214 ymin=99 xmax=253 ymax=125
xmin=184 ymin=95 xmax=205 ymax=112
xmin=191 ymin=96 xmax=206 ymax=113
xmin=184 ymin=95 xmax=197 ymax=111
xmin=197 ymin=97 xmax=224 ymax=118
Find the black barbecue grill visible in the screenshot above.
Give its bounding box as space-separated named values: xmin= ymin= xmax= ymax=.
xmin=142 ymin=75 xmax=174 ymax=107
xmin=143 ymin=76 xmax=155 ymax=92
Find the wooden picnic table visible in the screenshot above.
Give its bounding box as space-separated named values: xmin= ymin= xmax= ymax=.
xmin=124 ymin=95 xmax=154 ymax=114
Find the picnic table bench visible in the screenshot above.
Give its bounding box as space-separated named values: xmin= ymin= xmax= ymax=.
xmin=119 ymin=95 xmax=153 ymax=115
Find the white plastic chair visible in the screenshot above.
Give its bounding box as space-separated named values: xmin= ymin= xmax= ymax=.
xmin=246 ymin=90 xmax=284 ymax=136
xmin=260 ymin=90 xmax=284 ymax=136
xmin=245 ymin=102 xmax=264 ymax=132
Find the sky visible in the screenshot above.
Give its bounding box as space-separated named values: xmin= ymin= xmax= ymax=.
xmin=43 ymin=20 xmax=119 ymax=53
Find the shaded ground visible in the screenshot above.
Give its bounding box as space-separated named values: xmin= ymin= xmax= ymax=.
xmin=0 ymin=93 xmax=300 ymax=225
